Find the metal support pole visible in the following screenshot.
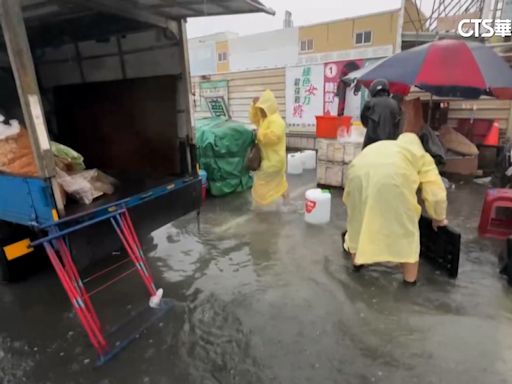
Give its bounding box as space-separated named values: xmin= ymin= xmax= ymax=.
xmin=396 ymin=0 xmax=406 ymax=53
xmin=178 ymin=19 xmax=195 ymax=175
xmin=73 ymin=41 xmax=86 ymax=83
xmin=44 ymin=242 xmax=108 ymax=355
xmin=491 ymin=0 xmax=500 ymax=30
xmin=0 ymin=0 xmax=54 ymax=178
xmin=111 ymin=214 xmax=157 ymax=297
xmin=56 ymin=238 xmax=102 ymax=330
xmin=0 ymin=0 xmax=65 ymax=213
xmin=121 ymin=210 xmax=153 ymax=280
xmin=115 ymin=36 xmax=127 ymax=80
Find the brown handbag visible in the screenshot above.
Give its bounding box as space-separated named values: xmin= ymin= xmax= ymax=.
xmin=245 ymin=141 xmax=262 ymax=171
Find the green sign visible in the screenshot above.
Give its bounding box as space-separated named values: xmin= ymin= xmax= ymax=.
xmin=205 ymin=96 xmax=230 ymax=119
xmin=198 ymin=80 xmax=229 ymax=114
xmin=199 ymin=80 xmax=228 ymax=90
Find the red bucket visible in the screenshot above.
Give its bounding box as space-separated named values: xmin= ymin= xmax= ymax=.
xmin=315 ymin=116 xmax=352 ymax=139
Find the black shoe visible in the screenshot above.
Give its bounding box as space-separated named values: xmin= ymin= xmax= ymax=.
xmin=352 ymin=264 xmax=366 ymax=273
xmin=403 ymin=279 xmax=417 ymax=287
xmin=341 ymin=231 xmax=350 ymax=256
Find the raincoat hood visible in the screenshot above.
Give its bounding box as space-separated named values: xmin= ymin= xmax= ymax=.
xmin=256 ymin=89 xmax=279 ymax=116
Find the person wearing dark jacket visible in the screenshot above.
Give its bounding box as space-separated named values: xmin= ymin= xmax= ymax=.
xmin=361 ymin=79 xmax=401 ymax=149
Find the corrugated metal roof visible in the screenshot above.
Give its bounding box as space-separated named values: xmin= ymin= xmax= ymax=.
xmin=11 ymin=0 xmax=274 ymax=48
xmin=20 ymin=0 xmax=275 ymax=23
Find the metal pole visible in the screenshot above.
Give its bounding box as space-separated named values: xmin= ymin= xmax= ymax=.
xmin=115 ymin=36 xmax=127 ymax=79
xmin=178 ymin=19 xmax=196 ymax=175
xmin=492 ymin=0 xmax=500 ymax=30
xmin=0 ymin=0 xmax=66 ymax=214
xmin=73 ymin=41 xmax=86 ymax=83
xmin=0 ymin=0 xmax=54 ymax=177
xmin=396 ymin=0 xmax=407 ymax=53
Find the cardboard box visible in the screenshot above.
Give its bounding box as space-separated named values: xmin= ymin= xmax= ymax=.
xmin=442 ymin=156 xmax=478 ymax=176
xmin=317 ymin=161 xmax=343 ymax=187
xmin=343 ymin=143 xmax=363 ymax=164
xmin=317 ymin=139 xmax=344 ymax=162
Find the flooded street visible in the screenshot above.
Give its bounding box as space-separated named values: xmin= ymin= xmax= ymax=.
xmin=1 ymin=172 xmax=512 ymax=383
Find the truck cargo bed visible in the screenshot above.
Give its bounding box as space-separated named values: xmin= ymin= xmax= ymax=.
xmin=63 ymin=174 xmax=183 ymax=219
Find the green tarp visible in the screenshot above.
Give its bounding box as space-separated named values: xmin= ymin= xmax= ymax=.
xmin=196 ymin=117 xmax=254 ymax=196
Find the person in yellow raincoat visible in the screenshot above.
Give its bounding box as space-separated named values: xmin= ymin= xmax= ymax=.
xmin=343 ymin=98 xmax=448 ymax=285
xmin=249 ymin=89 xmax=288 ymax=208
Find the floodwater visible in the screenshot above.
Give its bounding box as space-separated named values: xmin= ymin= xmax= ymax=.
xmin=1 ymin=172 xmax=512 ymax=384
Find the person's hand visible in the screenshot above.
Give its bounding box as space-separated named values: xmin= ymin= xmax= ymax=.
xmin=432 ymin=218 xmax=448 ymax=231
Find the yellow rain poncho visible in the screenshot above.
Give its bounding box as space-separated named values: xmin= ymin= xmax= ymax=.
xmin=343 ymin=133 xmax=447 ymax=264
xmin=249 ymin=90 xmax=288 ymax=206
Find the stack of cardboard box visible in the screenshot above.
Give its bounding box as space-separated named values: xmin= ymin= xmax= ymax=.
xmin=316 ymin=139 xmax=363 ymax=187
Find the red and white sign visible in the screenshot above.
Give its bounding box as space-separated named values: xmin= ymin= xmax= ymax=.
xmin=285 ymin=64 xmax=324 ymax=126
xmin=323 ymin=60 xmax=364 ymax=116
xmin=305 ymin=200 xmax=317 ymax=214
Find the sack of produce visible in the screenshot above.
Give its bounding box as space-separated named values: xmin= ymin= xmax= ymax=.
xmin=51 ymin=141 xmax=85 ymax=172
xmin=0 ymin=122 xmax=38 ymax=177
xmin=439 ymin=126 xmax=479 ymax=156
xmin=56 ymin=168 xmax=117 ymax=205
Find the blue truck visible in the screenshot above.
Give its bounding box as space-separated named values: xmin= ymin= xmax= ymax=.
xmin=0 ymin=0 xmax=273 ymax=362
xmin=0 ymin=0 xmax=273 ymax=281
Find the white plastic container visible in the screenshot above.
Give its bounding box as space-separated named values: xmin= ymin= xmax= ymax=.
xmin=305 ymin=188 xmax=331 ymax=225
xmin=287 ymin=153 xmax=303 ymax=175
xmin=301 ymin=150 xmax=316 ymax=170
xmin=349 ymin=124 xmax=366 ymax=142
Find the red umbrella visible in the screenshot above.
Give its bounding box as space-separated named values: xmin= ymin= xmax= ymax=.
xmin=358 ymin=39 xmax=512 ymax=99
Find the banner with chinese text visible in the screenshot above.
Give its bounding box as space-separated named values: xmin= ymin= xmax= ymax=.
xmin=285 ymin=64 xmax=323 ymax=126
xmin=198 ymin=80 xmax=229 ymax=114
xmin=323 ymin=60 xmax=364 ymax=117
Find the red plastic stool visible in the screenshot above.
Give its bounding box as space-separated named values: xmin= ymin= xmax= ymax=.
xmin=479 ymin=189 xmax=512 ymax=239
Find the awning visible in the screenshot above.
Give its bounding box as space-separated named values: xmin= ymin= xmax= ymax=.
xmin=14 ymin=0 xmax=274 ymax=48
xmin=20 ymin=0 xmax=275 ymax=24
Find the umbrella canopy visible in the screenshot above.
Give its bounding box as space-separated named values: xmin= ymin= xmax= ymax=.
xmin=358 ymin=39 xmax=512 ymax=99
xmin=342 ymin=58 xmax=387 ymax=83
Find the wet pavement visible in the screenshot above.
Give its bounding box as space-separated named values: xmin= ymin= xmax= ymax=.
xmin=1 ymin=171 xmax=512 ymax=384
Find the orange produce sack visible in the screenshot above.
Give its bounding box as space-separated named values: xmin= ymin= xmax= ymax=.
xmin=0 ymin=128 xmax=38 ymax=177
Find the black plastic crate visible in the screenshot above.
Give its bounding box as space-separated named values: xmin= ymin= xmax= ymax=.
xmin=419 ymin=215 xmax=461 ymax=279
xmin=341 ymin=216 xmax=461 ymax=279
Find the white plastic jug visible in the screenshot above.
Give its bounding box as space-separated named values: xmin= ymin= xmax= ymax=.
xmin=304 ymin=188 xmax=331 ymax=225
xmin=287 ymin=153 xmax=303 ymax=175
xmin=301 ymin=150 xmax=316 ymax=170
